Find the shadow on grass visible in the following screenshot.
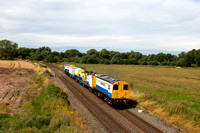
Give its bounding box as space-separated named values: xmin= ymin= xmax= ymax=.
xmin=111 ymin=99 xmax=138 ymax=110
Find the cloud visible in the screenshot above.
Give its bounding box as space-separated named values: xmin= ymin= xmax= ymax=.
xmin=0 ymin=0 xmax=200 ymax=53
xmin=2 ymin=32 xmax=199 ymax=53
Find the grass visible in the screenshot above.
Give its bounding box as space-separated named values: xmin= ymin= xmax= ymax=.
xmin=0 ymin=66 xmax=86 ymax=132
xmin=0 ymin=102 xmax=11 ymax=114
xmin=66 ymin=63 xmax=200 ymax=132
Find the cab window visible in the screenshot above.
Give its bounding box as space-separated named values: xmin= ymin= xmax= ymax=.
xmin=113 ymin=85 xmax=118 ymax=90
xmin=123 ymin=85 xmax=128 ymax=90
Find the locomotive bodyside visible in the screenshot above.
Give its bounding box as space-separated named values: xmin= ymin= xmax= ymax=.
xmin=95 ymin=74 xmax=129 ymax=103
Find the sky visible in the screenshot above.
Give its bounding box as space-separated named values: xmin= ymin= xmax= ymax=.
xmin=0 ymin=0 xmax=200 ymax=54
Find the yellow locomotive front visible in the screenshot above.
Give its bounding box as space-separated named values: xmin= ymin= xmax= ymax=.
xmin=112 ymin=81 xmax=129 ymax=102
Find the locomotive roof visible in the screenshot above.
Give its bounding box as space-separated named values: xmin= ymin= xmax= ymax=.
xmin=97 ymin=74 xmax=120 ymax=84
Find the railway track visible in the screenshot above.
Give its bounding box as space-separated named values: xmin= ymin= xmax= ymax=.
xmin=48 ymin=63 xmax=128 ymax=133
xmin=46 ymin=63 xmax=163 ymax=133
xmin=117 ymin=110 xmax=162 ymax=133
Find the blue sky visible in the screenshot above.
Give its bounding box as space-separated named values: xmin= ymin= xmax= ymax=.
xmin=0 ymin=0 xmax=200 ymax=54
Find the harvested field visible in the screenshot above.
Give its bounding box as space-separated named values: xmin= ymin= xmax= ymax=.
xmin=0 ymin=60 xmax=35 ymax=114
xmin=0 ymin=60 xmax=36 ymax=69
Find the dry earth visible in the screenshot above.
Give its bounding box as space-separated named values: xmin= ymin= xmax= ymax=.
xmin=0 ymin=60 xmax=36 ymax=114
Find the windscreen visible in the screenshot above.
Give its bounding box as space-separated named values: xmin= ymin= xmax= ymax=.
xmin=123 ymin=85 xmax=128 ymax=90
xmin=113 ymin=85 xmax=118 ymax=90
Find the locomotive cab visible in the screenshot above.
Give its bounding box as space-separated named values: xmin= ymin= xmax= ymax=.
xmin=112 ymin=81 xmax=129 ymax=101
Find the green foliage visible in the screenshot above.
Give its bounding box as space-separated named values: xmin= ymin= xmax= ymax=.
xmin=79 ymin=54 xmax=98 ymax=64
xmin=36 ymin=46 xmax=51 ymax=55
xmin=86 ymin=49 xmax=98 ymax=55
xmin=31 ymin=84 xmax=70 ymax=113
xmin=44 ymin=70 xmax=52 ymax=77
xmin=195 ymin=49 xmax=200 ymax=66
xmin=46 ymin=54 xmax=59 ymax=63
xmin=184 ymin=49 xmax=197 ymax=67
xmin=25 ymin=114 xmax=51 ymax=129
xmin=47 ymin=85 xmax=70 ymax=104
xmin=154 ymin=53 xmax=166 ymax=62
xmin=0 ymin=114 xmax=10 ymax=129
xmin=17 ymin=47 xmax=33 ymax=59
xmin=176 ymin=58 xmax=185 ymax=66
xmin=0 ymin=40 xmax=18 ymax=60
xmin=148 ymin=61 xmax=159 ymax=66
xmin=141 ymin=61 xmax=148 ymax=65
xmin=65 ymin=49 xmax=82 ymax=58
xmin=99 ymin=49 xmax=110 ymax=58
xmin=1 ymin=39 xmax=200 ymax=67
xmin=161 ymin=61 xmax=170 ymax=66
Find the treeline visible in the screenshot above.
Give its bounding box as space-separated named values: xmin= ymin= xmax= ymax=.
xmin=1 ymin=39 xmax=200 ymax=67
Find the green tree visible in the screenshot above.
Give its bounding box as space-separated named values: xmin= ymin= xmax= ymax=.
xmin=30 ymin=53 xmax=47 ymax=61
xmin=148 ymin=61 xmax=159 ymax=66
xmin=17 ymin=47 xmax=32 ymax=59
xmin=36 ymin=46 xmax=51 ymax=55
xmin=46 ymin=54 xmax=59 ymax=63
xmin=184 ymin=49 xmax=196 ymax=67
xmin=86 ymin=49 xmax=98 ymax=55
xmin=110 ymin=56 xmax=120 ymax=64
xmin=178 ymin=52 xmax=186 ymax=58
xmin=147 ymin=54 xmax=156 ymax=62
xmin=176 ymin=58 xmax=186 ymax=67
xmin=51 ymin=51 xmax=60 ymax=56
xmin=165 ymin=53 xmax=174 ymax=62
xmin=64 ymin=49 xmax=82 ymax=58
xmin=134 ymin=52 xmax=142 ymax=60
xmin=99 ymin=49 xmax=110 ymax=59
xmin=109 ymin=51 xmax=120 ymax=57
xmin=0 ymin=40 xmax=18 ymax=59
xmin=195 ymin=49 xmax=200 ymax=66
xmin=154 ymin=53 xmax=166 ymax=63
xmin=79 ymin=54 xmax=99 ymax=64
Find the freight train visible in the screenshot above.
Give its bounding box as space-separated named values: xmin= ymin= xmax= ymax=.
xmin=64 ymin=64 xmax=129 ymax=104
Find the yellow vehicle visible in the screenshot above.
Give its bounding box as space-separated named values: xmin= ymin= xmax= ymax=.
xmin=95 ymin=74 xmax=129 ymax=104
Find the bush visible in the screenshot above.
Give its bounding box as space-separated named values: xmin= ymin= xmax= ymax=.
xmin=161 ymin=61 xmax=169 ymax=66
xmin=148 ymin=61 xmax=159 ymax=66
xmin=0 ymin=114 xmax=10 ymax=129
xmin=130 ymin=59 xmax=138 ymax=65
xmin=176 ymin=59 xmax=185 ymax=67
xmin=25 ymin=115 xmax=51 ymax=129
xmin=138 ymin=61 xmax=148 ymax=65
xmin=47 ymin=85 xmax=69 ymax=104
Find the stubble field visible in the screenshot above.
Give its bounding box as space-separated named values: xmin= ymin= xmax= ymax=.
xmin=68 ymin=63 xmax=200 ymax=132
xmin=0 ymin=60 xmax=36 ymax=114
xmin=0 ymin=61 xmax=85 ymax=132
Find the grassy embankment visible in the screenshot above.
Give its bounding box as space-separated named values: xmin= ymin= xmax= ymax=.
xmin=0 ymin=65 xmax=86 ymax=132
xmin=67 ymin=63 xmax=200 ymax=132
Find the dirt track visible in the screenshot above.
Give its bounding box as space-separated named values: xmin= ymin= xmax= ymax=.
xmin=0 ymin=60 xmax=35 ymax=114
